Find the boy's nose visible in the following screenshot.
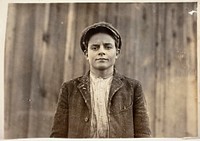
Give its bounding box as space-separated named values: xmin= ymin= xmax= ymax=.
xmin=98 ymin=45 xmax=105 ymax=56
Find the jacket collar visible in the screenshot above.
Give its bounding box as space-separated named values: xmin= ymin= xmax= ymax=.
xmin=77 ymin=69 xmax=124 ymax=109
xmin=108 ymin=70 xmax=124 ymax=102
xmin=77 ymin=71 xmax=91 ymax=110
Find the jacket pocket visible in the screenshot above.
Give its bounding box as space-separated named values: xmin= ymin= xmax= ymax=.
xmin=110 ymin=93 xmax=133 ymax=114
xmin=118 ymin=101 xmax=133 ymax=113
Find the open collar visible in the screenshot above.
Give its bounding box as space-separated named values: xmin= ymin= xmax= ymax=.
xmin=77 ymin=70 xmax=124 ymax=109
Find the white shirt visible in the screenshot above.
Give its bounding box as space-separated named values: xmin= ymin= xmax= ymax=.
xmin=90 ymin=72 xmax=113 ymax=138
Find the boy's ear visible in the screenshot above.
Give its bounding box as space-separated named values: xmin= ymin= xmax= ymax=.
xmin=116 ymin=49 xmax=120 ymax=59
xmin=84 ymin=52 xmax=89 ymax=60
xmin=83 ymin=50 xmax=88 ymax=56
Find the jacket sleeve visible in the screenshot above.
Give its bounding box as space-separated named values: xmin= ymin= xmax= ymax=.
xmin=133 ymin=81 xmax=151 ymax=138
xmin=50 ymin=82 xmax=68 ymax=138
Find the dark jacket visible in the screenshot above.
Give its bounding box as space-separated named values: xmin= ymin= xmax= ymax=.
xmin=50 ymin=71 xmax=151 ymax=138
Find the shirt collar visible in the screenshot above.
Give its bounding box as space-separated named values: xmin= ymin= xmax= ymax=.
xmin=90 ymin=71 xmax=113 ymax=81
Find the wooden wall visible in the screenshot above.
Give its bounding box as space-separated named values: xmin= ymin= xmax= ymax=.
xmin=4 ymin=3 xmax=197 ymax=138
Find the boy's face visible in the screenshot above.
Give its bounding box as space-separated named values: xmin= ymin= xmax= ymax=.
xmin=86 ymin=33 xmax=119 ymax=71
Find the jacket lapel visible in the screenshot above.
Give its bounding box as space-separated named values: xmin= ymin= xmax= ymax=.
xmin=77 ymin=71 xmax=91 ymax=111
xmin=108 ymin=71 xmax=124 ymax=102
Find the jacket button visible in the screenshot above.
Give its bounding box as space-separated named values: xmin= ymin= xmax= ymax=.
xmin=123 ymin=106 xmax=126 ymax=110
xmin=85 ymin=117 xmax=89 ymax=122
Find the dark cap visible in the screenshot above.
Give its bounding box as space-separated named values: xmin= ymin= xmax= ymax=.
xmin=80 ymin=22 xmax=122 ymax=53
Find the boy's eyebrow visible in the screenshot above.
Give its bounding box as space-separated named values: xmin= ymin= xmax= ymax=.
xmin=104 ymin=43 xmax=113 ymax=45
xmin=90 ymin=42 xmax=113 ymax=45
xmin=90 ymin=44 xmax=100 ymax=46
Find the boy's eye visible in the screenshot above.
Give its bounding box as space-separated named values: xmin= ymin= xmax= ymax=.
xmin=90 ymin=45 xmax=99 ymax=50
xmin=104 ymin=44 xmax=113 ymax=49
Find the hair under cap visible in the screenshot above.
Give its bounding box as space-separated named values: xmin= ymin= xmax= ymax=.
xmin=80 ymin=22 xmax=122 ymax=53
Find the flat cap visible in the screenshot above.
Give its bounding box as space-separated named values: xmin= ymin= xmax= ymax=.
xmin=80 ymin=22 xmax=122 ymax=53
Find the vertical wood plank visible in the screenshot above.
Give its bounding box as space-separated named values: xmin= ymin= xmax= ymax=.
xmin=154 ymin=3 xmax=167 ymax=137
xmin=105 ymin=3 xmax=118 ymax=25
xmin=33 ymin=3 xmax=67 ymax=137
xmin=7 ymin=4 xmax=36 ymax=138
xmin=164 ymin=3 xmax=187 ymax=137
xmin=133 ymin=3 xmax=157 ymax=137
xmin=116 ymin=3 xmax=131 ymax=76
xmin=125 ymin=3 xmax=137 ymax=78
xmin=164 ymin=4 xmax=176 ymax=136
xmin=73 ymin=3 xmax=89 ymax=78
xmin=27 ymin=4 xmax=49 ymax=137
xmin=4 ymin=4 xmax=17 ymax=138
xmin=184 ymin=3 xmax=198 ymax=137
xmin=98 ymin=3 xmax=107 ymax=21
xmin=64 ymin=3 xmax=76 ymax=81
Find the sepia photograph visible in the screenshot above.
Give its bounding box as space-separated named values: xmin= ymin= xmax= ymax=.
xmin=2 ymin=1 xmax=198 ymax=139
